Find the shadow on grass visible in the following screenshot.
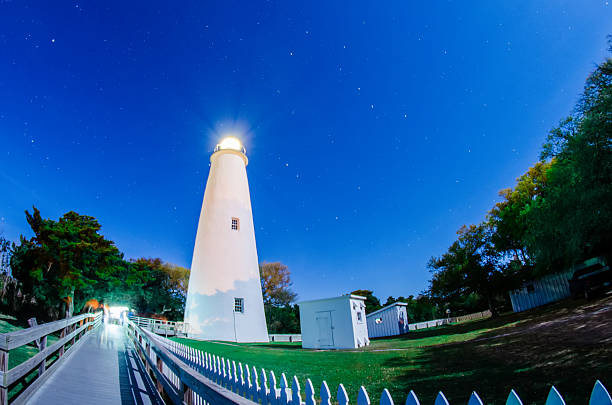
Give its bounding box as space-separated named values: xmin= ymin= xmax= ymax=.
xmin=379 ymin=298 xmax=612 ymax=405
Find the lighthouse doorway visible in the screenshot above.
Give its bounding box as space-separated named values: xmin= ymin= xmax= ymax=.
xmin=315 ymin=311 xmax=334 ymax=347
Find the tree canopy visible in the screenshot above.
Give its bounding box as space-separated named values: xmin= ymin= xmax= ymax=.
xmin=8 ymin=207 xmax=189 ymax=321
xmin=259 ymin=261 xmax=297 ymax=307
xmin=426 ymin=38 xmax=612 ymax=314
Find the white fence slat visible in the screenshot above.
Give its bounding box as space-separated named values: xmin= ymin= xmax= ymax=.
xmin=506 ymin=390 xmax=523 ymax=405
xmin=269 ymin=370 xmax=280 ymax=405
xmin=238 ymin=363 xmax=245 ymax=395
xmin=338 ymin=383 xmax=350 ymax=405
xmin=245 ymin=365 xmax=253 ymax=399
xmin=434 ymin=392 xmax=449 ymax=405
xmin=280 ymin=373 xmax=290 ymax=405
xmin=232 ymin=360 xmax=238 ymax=391
xmin=305 ymin=379 xmax=316 ymax=405
xmin=321 ymin=381 xmax=333 ymax=405
xmin=260 ymin=369 xmax=269 ymax=404
xmin=405 ymin=391 xmax=420 ymax=405
xmin=252 ymin=366 xmax=260 ymax=400
xmin=292 ymin=375 xmax=302 ymax=405
xmin=545 ymin=386 xmax=565 ymax=405
xmin=468 ymin=391 xmax=483 ymax=405
xmin=357 ymin=386 xmax=371 ymax=405
xmin=380 ymin=389 xmax=394 ymax=405
xmin=590 ymin=380 xmax=612 ymax=405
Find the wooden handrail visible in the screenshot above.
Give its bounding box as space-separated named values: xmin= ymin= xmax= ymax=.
xmin=0 ymin=312 xmax=102 ymax=405
xmin=126 ymin=319 xmax=257 ymax=405
xmin=0 ymin=313 xmax=93 ymax=351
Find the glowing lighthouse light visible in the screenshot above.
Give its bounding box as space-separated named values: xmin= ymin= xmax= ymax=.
xmin=217 ymin=136 xmax=244 ymax=152
xmin=184 ymin=136 xmax=268 ymax=342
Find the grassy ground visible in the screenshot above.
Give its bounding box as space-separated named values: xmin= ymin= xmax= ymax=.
xmin=174 ymin=295 xmax=612 ymax=405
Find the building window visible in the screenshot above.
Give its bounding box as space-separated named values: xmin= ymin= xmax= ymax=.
xmin=234 ymin=298 xmax=244 ymax=313
xmin=231 ymin=217 xmax=240 ymax=231
xmin=357 ymin=311 xmax=363 ymax=322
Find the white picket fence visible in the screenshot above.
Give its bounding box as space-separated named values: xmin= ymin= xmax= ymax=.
xmin=156 ymin=336 xmax=611 ymax=405
xmin=269 ymin=334 xmax=302 ymax=343
xmin=408 ymin=311 xmax=492 ymax=331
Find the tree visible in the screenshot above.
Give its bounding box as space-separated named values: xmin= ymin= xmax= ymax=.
xmin=131 ymin=258 xmax=190 ymax=321
xmin=428 ymin=224 xmax=509 ymax=316
xmin=265 ymin=304 xmax=300 ymax=334
xmin=525 ymin=42 xmax=612 ymax=271
xmin=11 ymin=207 xmax=132 ymax=319
xmin=259 ymin=261 xmax=299 ymax=333
xmin=259 ymin=262 xmax=297 ymax=307
xmin=0 ymin=237 xmax=10 ymax=275
xmin=384 ymin=295 xmax=440 ymax=322
xmin=351 ymin=289 xmax=382 ymax=314
xmin=487 ymin=161 xmax=552 ymax=267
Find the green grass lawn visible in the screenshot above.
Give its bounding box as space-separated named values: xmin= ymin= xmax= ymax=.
xmin=174 ymin=296 xmax=612 ymax=405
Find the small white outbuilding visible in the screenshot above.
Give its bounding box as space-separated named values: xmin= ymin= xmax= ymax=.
xmin=298 ymin=295 xmax=370 ymax=350
xmin=366 ymin=302 xmax=409 ymax=338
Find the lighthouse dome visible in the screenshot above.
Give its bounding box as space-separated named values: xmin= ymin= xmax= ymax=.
xmin=215 ymin=136 xmax=246 ymax=155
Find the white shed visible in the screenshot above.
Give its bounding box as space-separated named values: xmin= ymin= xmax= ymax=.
xmin=366 ymin=302 xmax=409 ymax=338
xmin=298 ymin=295 xmax=370 ymax=350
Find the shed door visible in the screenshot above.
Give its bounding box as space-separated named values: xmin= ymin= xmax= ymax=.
xmin=315 ymin=311 xmax=334 ymax=347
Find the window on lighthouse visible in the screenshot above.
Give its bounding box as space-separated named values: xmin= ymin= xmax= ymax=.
xmin=234 ymin=298 xmax=244 ymax=313
xmin=231 ymin=217 xmax=240 ymax=231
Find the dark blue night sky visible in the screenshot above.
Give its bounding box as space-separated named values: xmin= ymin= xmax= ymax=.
xmin=1 ymin=1 xmax=610 ymax=301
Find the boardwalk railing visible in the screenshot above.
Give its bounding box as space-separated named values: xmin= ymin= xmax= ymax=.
xmin=0 ymin=311 xmax=102 ymax=405
xmin=129 ymin=324 xmax=612 ymax=405
xmin=128 ymin=315 xmax=190 ymax=337
xmin=125 ymin=318 xmax=256 ymax=405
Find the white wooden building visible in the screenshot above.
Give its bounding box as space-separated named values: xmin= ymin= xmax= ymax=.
xmin=298 ymin=295 xmax=370 ymax=349
xmin=509 ymin=271 xmax=573 ymax=312
xmin=366 ymin=302 xmax=409 ymax=338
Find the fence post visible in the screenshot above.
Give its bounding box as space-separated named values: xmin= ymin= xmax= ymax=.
xmin=37 ymin=335 xmax=47 ymax=377
xmin=181 ymin=381 xmax=194 ymax=405
xmin=0 ymin=349 xmax=8 ymax=405
xmin=156 ymin=356 xmax=165 ymax=397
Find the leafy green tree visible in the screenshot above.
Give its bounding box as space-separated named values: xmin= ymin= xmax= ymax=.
xmin=259 ymin=262 xmax=297 ymax=306
xmin=488 ymin=161 xmax=552 ymax=267
xmin=525 ymin=42 xmax=612 ymax=271
xmin=265 ymin=304 xmax=300 ymax=334
xmin=351 ymin=289 xmax=382 ymax=314
xmin=384 ymin=295 xmax=440 ymax=322
xmin=259 ymin=261 xmax=299 ymax=332
xmin=428 ymin=224 xmax=509 ymax=316
xmin=0 ymin=237 xmax=10 ymax=274
xmin=131 ymin=258 xmax=190 ymax=321
xmin=11 ymin=207 xmax=133 ymax=319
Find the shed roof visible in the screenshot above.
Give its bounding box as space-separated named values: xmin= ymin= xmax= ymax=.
xmin=298 ymin=294 xmax=366 ymax=306
xmin=365 ymin=302 xmax=407 ymax=318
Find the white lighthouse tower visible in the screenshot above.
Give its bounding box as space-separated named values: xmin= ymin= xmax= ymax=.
xmin=184 ymin=137 xmax=269 ymax=342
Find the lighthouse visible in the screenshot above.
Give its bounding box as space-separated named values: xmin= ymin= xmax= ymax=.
xmin=184 ymin=137 xmax=269 ymax=342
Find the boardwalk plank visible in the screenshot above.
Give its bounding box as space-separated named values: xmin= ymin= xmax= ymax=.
xmin=28 ymin=322 xmax=163 ymax=405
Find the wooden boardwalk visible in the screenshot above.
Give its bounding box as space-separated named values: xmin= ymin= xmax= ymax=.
xmin=28 ymin=322 xmax=163 ymax=405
